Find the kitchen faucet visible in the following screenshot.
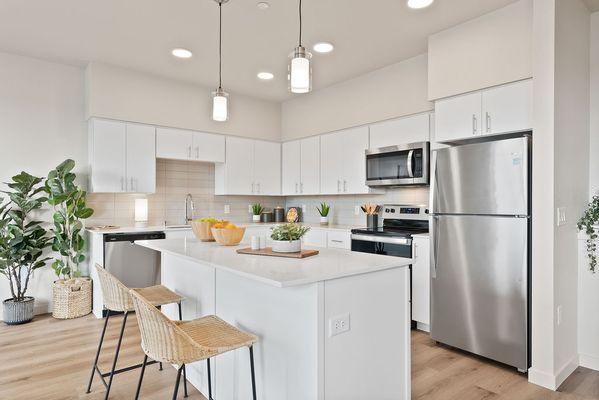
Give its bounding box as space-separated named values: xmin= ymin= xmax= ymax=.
xmin=185 ymin=193 xmax=195 ymax=224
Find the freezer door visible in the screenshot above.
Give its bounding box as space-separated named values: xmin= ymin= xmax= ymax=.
xmin=430 ymin=214 xmax=528 ymax=370
xmin=432 ymin=137 xmax=529 ymax=215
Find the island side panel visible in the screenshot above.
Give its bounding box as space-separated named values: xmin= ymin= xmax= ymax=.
xmin=324 ymin=266 xmax=410 ymax=400
xmin=215 ymin=269 xmax=321 ymax=400
xmin=160 ymin=252 xmax=216 ymax=397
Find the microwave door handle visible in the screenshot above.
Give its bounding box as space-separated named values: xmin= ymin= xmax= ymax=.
xmin=407 ymin=150 xmax=414 ymax=178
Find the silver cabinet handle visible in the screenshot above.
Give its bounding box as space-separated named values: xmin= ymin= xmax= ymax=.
xmin=257 ymin=182 xmax=261 ymax=194
xmin=195 ymin=147 xmax=200 ymax=159
xmin=472 ymin=114 xmax=477 ymax=135
xmin=331 ymin=240 xmax=343 ymax=243
xmin=295 ymin=182 xmax=298 ymax=194
xmin=486 ymin=112 xmax=491 ymax=133
xmin=337 ymin=180 xmax=341 ymax=192
xmin=413 ymin=243 xmax=418 ymax=259
xmin=343 ymin=180 xmax=347 ymax=192
xmin=188 ymin=146 xmax=192 ymax=158
xmin=300 ymin=182 xmax=304 ymax=193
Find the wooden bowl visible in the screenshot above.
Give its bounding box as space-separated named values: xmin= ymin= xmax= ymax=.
xmin=191 ymin=221 xmax=217 ymax=242
xmin=211 ymin=227 xmax=246 ymax=246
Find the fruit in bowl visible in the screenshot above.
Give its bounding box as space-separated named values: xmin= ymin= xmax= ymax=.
xmin=191 ymin=218 xmax=228 ymax=242
xmin=211 ymin=223 xmax=246 ymax=246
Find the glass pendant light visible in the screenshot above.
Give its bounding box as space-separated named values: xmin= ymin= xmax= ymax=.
xmin=212 ymin=0 xmax=229 ymax=121
xmin=288 ymin=0 xmax=312 ymax=93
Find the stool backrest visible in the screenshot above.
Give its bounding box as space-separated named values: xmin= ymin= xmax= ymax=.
xmin=94 ymin=264 xmax=134 ymax=312
xmin=130 ymin=288 xmax=213 ymax=364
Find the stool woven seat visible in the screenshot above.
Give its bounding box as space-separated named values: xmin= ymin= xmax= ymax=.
xmin=137 ymin=285 xmax=184 ymax=308
xmin=176 ymin=315 xmax=257 ymax=354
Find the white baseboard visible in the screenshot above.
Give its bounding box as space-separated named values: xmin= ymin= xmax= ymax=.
xmin=416 ymin=322 xmax=430 ymax=333
xmin=528 ymin=355 xmax=579 ymax=391
xmin=579 ymin=353 xmax=599 ymax=371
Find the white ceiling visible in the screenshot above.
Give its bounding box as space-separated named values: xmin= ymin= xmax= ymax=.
xmin=0 ymin=0 xmax=520 ymax=101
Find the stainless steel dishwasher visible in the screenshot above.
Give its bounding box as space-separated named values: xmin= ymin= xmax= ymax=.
xmin=103 ymin=231 xmax=165 ymax=288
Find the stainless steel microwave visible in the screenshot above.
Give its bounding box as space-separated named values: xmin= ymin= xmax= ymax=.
xmin=365 ymin=141 xmax=430 ymax=187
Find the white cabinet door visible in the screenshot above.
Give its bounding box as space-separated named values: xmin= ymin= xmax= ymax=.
xmin=192 ymin=131 xmax=225 ymax=163
xmin=302 ymin=229 xmax=327 ymax=248
xmin=90 ymin=119 xmax=126 ymax=193
xmin=341 ymin=126 xmax=369 ymax=194
xmin=126 ymin=123 xmax=156 ymax=193
xmin=220 ymin=137 xmax=254 ymax=195
xmin=482 ymin=79 xmax=533 ymax=136
xmin=300 ymin=136 xmax=320 ymax=195
xmin=434 ymin=92 xmax=482 ymax=142
xmin=282 ymin=140 xmax=301 ymax=195
xmin=327 ymin=230 xmax=352 ymax=250
xmin=320 ymin=132 xmax=345 ymax=194
xmin=369 ymin=113 xmax=431 ymax=148
xmin=254 ymin=140 xmax=281 ymax=195
xmin=156 ymin=127 xmax=192 ymax=160
xmin=412 ymin=236 xmax=430 ymax=328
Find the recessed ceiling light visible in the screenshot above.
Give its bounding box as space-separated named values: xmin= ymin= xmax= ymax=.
xmin=313 ymin=42 xmax=334 ymax=54
xmin=171 ymin=48 xmax=193 ymax=59
xmin=257 ymin=72 xmax=274 ymax=80
xmin=407 ymin=0 xmax=434 ymax=9
xmin=257 ymin=2 xmax=270 ymax=10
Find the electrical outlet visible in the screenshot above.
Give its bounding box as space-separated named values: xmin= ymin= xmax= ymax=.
xmin=354 ymin=206 xmax=360 ymax=216
xmin=224 ymin=204 xmax=230 ymax=214
xmin=557 ymin=305 xmax=563 ymax=325
xmin=556 ymin=207 xmax=567 ymax=226
xmin=329 ymin=313 xmax=350 ymax=337
xmin=248 ymin=204 xmax=253 ymax=213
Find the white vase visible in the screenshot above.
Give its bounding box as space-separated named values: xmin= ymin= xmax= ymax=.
xmin=320 ymin=216 xmax=329 ymax=225
xmin=252 ymin=215 xmax=261 ymax=222
xmin=271 ymin=239 xmax=301 ymax=253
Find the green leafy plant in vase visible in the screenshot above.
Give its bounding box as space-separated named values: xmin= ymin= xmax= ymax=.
xmin=0 ymin=172 xmax=51 ymax=325
xmin=317 ymin=202 xmax=330 ymax=225
xmin=270 ymin=223 xmax=310 ymax=253
xmin=251 ymin=203 xmax=264 ymax=222
xmin=45 ymin=159 xmax=95 ymax=319
xmin=578 ymin=195 xmax=599 ymax=273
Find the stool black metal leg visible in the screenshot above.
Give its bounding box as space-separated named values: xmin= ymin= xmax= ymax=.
xmin=104 ymin=311 xmax=128 ymax=400
xmin=177 ymin=302 xmax=188 ymax=398
xmin=172 ymin=364 xmax=184 ymax=400
xmin=249 ymin=346 xmax=257 ymax=400
xmin=207 ymin=358 xmax=213 ymax=400
xmin=135 ymin=354 xmax=148 ymax=400
xmin=86 ymin=310 xmax=111 ymax=394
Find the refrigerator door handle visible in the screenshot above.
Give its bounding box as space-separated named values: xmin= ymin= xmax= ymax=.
xmin=429 ymin=150 xmax=438 ymax=213
xmin=431 ymin=215 xmax=439 ymax=279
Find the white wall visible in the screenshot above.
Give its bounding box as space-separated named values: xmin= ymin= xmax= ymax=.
xmin=281 ymin=54 xmax=432 ymax=140
xmin=0 ymin=52 xmax=87 ymax=317
xmin=86 ymin=62 xmax=281 ymax=141
xmin=590 ymin=12 xmax=599 ymax=197
xmin=428 ymin=0 xmax=533 ymax=100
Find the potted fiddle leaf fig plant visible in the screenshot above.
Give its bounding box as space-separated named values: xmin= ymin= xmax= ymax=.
xmin=0 ymin=172 xmax=51 ymax=325
xmin=46 ymin=159 xmax=94 ymax=319
xmin=270 ymin=223 xmax=310 ymax=253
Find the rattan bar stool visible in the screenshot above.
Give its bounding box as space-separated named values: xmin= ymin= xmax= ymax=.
xmin=86 ymin=265 xmax=185 ymax=400
xmin=130 ymin=288 xmax=259 ymax=400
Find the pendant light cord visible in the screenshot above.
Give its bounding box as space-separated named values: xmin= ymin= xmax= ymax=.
xmin=298 ymin=0 xmax=302 ymax=46
xmin=218 ymin=1 xmax=223 ymax=89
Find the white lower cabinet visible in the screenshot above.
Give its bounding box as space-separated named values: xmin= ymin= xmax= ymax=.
xmin=327 ymin=230 xmax=352 ymax=250
xmin=302 ymin=229 xmax=328 ymax=248
xmin=411 ymin=236 xmax=430 ymax=330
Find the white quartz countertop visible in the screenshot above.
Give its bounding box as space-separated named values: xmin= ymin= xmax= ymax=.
xmin=136 ymin=238 xmax=412 ymax=288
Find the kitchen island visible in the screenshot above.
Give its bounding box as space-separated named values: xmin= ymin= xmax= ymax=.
xmin=134 ymin=238 xmax=412 ymax=400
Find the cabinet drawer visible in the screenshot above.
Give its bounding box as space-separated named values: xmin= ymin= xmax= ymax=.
xmin=327 ymin=231 xmax=351 ymax=250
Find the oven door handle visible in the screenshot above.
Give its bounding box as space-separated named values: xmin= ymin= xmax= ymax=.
xmin=351 ymin=234 xmax=411 ymax=246
xmin=406 ymin=150 xmax=414 ymax=178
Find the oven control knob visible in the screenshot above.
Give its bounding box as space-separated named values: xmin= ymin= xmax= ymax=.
xmin=385 ymin=208 xmax=390 ymax=213
xmin=390 ymin=209 xmax=396 ymax=213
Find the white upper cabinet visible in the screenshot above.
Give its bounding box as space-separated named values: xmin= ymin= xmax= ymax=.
xmin=89 ymin=118 xmax=156 ymax=193
xmin=482 ymin=79 xmax=532 ymax=136
xmin=254 ymin=140 xmax=281 ymax=196
xmin=89 ymin=119 xmax=127 ymax=193
xmin=434 ymin=79 xmax=532 ymax=143
xmin=369 ymin=113 xmax=431 ymax=148
xmin=300 ymin=136 xmax=320 ymax=195
xmin=126 ymin=123 xmax=156 ymax=193
xmin=282 ymin=140 xmax=301 ymax=195
xmin=434 ymin=92 xmax=482 ymax=142
xmin=321 ymin=126 xmax=370 ymax=194
xmin=156 ymin=127 xmax=225 ymax=163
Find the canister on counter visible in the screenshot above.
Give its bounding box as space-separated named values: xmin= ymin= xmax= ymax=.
xmin=273 ymin=206 xmax=285 ymax=222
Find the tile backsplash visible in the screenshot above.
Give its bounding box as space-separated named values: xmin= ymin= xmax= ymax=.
xmin=86 ymin=159 xmax=284 ymax=227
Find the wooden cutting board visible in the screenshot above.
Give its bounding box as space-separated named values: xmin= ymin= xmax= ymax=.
xmin=236 ymin=247 xmax=319 ymax=259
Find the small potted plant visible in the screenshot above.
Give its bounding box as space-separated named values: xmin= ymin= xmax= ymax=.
xmin=270 ymin=223 xmax=310 ymax=253
xmin=317 ymin=202 xmax=330 ymax=225
xmin=578 ymin=195 xmax=599 ymax=273
xmin=0 ymin=172 xmax=51 ymax=325
xmin=251 ymin=203 xmax=264 ymax=223
xmin=46 ymin=160 xmax=94 ymax=319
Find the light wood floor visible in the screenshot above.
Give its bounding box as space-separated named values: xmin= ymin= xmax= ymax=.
xmin=0 ymin=314 xmax=598 ymax=400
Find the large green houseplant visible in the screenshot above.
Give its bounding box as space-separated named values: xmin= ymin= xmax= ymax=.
xmin=46 ymin=159 xmax=94 ymax=319
xmin=578 ymin=195 xmax=599 ymax=273
xmin=0 ymin=172 xmax=51 ymax=325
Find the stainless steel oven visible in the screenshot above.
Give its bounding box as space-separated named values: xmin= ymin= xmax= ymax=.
xmin=365 ymin=141 xmax=430 ymax=187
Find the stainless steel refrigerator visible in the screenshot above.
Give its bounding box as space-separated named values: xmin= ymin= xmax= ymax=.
xmin=430 ymin=136 xmax=530 ymax=371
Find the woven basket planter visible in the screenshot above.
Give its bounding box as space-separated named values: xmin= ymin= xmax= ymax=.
xmin=52 ymin=278 xmax=92 ymax=319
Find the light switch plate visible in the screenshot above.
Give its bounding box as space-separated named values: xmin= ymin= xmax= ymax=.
xmin=224 ymin=204 xmax=231 ymax=214
xmin=329 ymin=313 xmax=350 ymax=337
xmin=556 ymin=207 xmax=567 ymax=226
xmin=248 ymin=204 xmax=252 ymax=213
